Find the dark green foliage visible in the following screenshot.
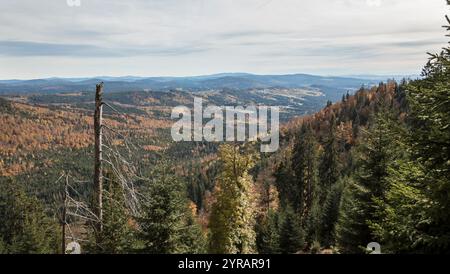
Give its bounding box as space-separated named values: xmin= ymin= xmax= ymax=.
xmin=279 ymin=207 xmax=304 ymax=254
xmin=0 ymin=97 xmax=13 ymax=113
xmin=256 ymin=210 xmax=281 ymax=254
xmin=292 ymin=124 xmax=319 ymax=216
xmin=291 ymin=124 xmax=321 ymax=245
xmin=303 ymin=197 xmax=321 ymax=244
xmin=336 ymin=109 xmax=402 ymax=253
xmin=0 ymin=238 xmax=6 ymax=254
xmin=273 ymin=160 xmax=296 ymax=209
xmin=94 ymin=171 xmax=134 ymax=254
xmin=335 ymin=178 xmax=370 ymax=253
xmin=357 ymin=110 xmax=402 ymax=197
xmin=320 ymin=178 xmax=344 ymax=247
xmin=371 ymin=160 xmax=431 ymax=253
xmin=373 ymin=9 xmax=450 ymax=253
xmin=0 ymin=179 xmax=60 ymax=254
xmin=319 ymin=115 xmax=340 ymax=193
xmin=179 ymin=213 xmax=207 ymax=254
xmin=318 ymin=115 xmax=341 ymax=246
xmin=185 ymin=157 xmax=220 ymax=210
xmin=137 ymin=160 xmax=205 ymax=254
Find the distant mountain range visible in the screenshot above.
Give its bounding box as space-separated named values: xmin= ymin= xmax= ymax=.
xmin=0 ymin=73 xmax=414 ymax=96
xmin=343 ymin=74 xmax=420 ymax=81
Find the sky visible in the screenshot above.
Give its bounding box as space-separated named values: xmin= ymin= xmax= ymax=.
xmin=0 ymin=0 xmax=448 ymax=79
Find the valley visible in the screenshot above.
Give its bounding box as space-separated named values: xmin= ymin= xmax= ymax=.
xmin=0 ymin=74 xmax=374 ymax=214
xmin=0 ymin=73 xmax=374 ymax=182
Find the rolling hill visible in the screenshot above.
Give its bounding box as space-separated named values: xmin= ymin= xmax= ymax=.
xmin=0 ymin=73 xmax=379 ymax=98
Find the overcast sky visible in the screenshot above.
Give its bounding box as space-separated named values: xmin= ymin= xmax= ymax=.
xmin=0 ymin=0 xmax=448 ymax=79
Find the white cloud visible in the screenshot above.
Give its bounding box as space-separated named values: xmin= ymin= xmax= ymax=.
xmin=366 ymin=0 xmax=382 ymax=7
xmin=0 ymin=0 xmax=448 ymax=78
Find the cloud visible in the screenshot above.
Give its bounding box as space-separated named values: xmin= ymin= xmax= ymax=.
xmin=0 ymin=0 xmax=448 ymax=78
xmin=390 ymin=39 xmax=447 ymax=48
xmin=366 ymin=0 xmax=382 ymax=7
xmin=0 ymin=41 xmax=211 ymax=57
xmin=0 ymin=41 xmax=113 ymax=57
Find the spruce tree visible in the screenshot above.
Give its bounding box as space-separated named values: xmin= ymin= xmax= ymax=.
xmin=179 ymin=212 xmax=207 ymax=254
xmin=374 ymin=7 xmax=450 ymax=253
xmin=318 ymin=113 xmax=341 ymax=247
xmin=292 ymin=123 xmax=319 ymax=218
xmin=304 ymin=196 xmax=322 ymax=244
xmin=0 ymin=179 xmax=59 ymax=254
xmin=336 ymin=109 xmax=402 ymax=253
xmin=279 ymin=207 xmax=304 ymax=254
xmin=256 ymin=210 xmax=281 ymax=254
xmin=273 ymin=159 xmax=296 ymax=209
xmin=371 ymin=159 xmax=430 ymax=253
xmin=137 ymin=160 xmax=205 ymax=254
xmin=320 ymin=178 xmax=344 ymax=247
xmin=94 ymin=171 xmax=134 ymax=254
xmin=404 ymin=13 xmax=450 ymax=253
xmin=319 ymin=115 xmax=340 ymax=197
xmin=334 ymin=178 xmax=369 ymax=253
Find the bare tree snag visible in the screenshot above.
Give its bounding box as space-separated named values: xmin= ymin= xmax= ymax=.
xmin=61 ymin=174 xmax=68 ymax=254
xmin=94 ymin=82 xmax=104 ymax=233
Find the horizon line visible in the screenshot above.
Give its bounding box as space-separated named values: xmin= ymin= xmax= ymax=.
xmin=0 ymin=72 xmax=422 ymax=82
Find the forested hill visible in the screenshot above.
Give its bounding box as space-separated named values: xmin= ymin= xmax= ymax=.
xmin=0 ymin=3 xmax=448 ymax=255
xmin=1 ymin=67 xmax=448 ymax=255
xmin=255 ymin=58 xmax=449 ymax=253
xmin=282 ymin=80 xmax=407 ymax=144
xmin=0 ymin=73 xmax=377 ymax=96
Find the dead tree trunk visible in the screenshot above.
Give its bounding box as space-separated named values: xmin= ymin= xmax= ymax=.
xmin=94 ymin=82 xmax=104 ymax=234
xmin=61 ymin=174 xmax=68 ymax=254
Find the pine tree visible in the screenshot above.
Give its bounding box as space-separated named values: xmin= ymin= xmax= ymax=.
xmin=279 ymin=207 xmax=304 ymax=254
xmin=209 ymin=144 xmax=257 ymax=254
